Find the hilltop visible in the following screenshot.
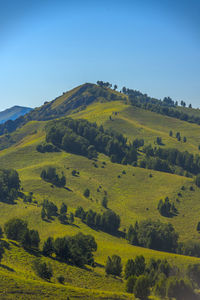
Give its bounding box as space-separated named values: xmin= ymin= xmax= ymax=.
xmin=0 ymin=82 xmax=200 ymax=299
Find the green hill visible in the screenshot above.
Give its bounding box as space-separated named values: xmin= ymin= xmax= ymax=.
xmin=1 ymin=83 xmax=200 ymax=299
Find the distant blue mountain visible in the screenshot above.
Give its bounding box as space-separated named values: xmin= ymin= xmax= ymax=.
xmin=0 ymin=106 xmax=33 ymax=124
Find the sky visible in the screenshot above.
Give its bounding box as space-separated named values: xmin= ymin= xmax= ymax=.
xmin=0 ymin=0 xmax=199 ymax=111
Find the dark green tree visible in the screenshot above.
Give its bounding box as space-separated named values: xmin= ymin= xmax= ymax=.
xmin=83 ymin=188 xmax=90 ymax=198
xmin=126 ymin=275 xmax=137 ymax=293
xmin=43 ymin=237 xmax=54 ymax=256
xmin=33 ymin=259 xmax=53 ymax=280
xmin=124 ymin=259 xmax=135 ymax=279
xmin=60 ymin=202 xmax=67 ymax=214
xmin=134 ymin=275 xmax=150 ymax=300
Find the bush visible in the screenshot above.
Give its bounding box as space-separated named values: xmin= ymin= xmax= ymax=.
xmin=33 ymin=259 xmax=53 ymax=280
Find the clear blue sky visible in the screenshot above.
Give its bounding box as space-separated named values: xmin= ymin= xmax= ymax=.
xmin=0 ymin=0 xmax=199 ymax=111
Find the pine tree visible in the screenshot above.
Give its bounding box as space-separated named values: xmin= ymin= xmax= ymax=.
xmin=60 ymin=202 xmax=67 ymax=214
xmin=43 ymin=237 xmax=54 ymax=256
xmin=41 ymin=207 xmax=46 ymax=220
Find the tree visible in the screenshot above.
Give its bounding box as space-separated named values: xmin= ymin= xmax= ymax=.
xmin=83 ymin=188 xmax=90 ymax=198
xmin=183 ymin=136 xmax=187 ymax=143
xmin=33 ymin=259 xmax=53 ymax=280
xmin=105 ymin=255 xmax=122 ymax=277
xmin=4 ymin=218 xmax=28 ymax=241
xmin=195 ymin=174 xmax=200 ymax=187
xmin=124 ymin=259 xmax=135 ymax=279
xmin=197 ymin=222 xmax=200 ymax=232
xmin=134 ymin=255 xmax=145 ymax=276
xmin=169 ymin=130 xmax=173 ymax=137
xmin=43 ymin=237 xmax=54 ymax=256
xmin=156 ymin=137 xmax=162 ymax=145
xmin=29 ymin=229 xmax=40 ymax=248
xmin=69 ymin=212 xmax=74 ymax=224
xmin=60 ymin=202 xmax=67 ymax=214
xmin=134 ymin=275 xmax=150 ymax=300
xmin=154 ymin=273 xmax=167 ymax=298
xmin=187 ymin=264 xmax=200 ymax=288
xmin=126 ymin=275 xmax=137 ymax=293
xmin=58 ymin=213 xmax=68 ymax=224
xmin=41 ymin=207 xmax=46 ymax=220
xmin=0 ymin=226 xmax=3 ymax=238
xmin=114 ymin=84 xmax=118 ymax=90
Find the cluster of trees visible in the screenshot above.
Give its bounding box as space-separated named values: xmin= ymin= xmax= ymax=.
xmin=42 ymin=232 xmax=97 ymax=267
xmin=4 ymin=218 xmax=40 ymax=249
xmin=0 ymin=169 xmax=20 ymax=204
xmin=121 ymin=86 xmax=200 ymax=126
xmin=36 ymin=142 xmax=60 ymax=153
xmin=45 ymin=118 xmax=138 ymax=165
xmin=126 ymin=219 xmax=179 ymax=253
xmin=75 ymin=207 xmax=120 ymax=234
xmin=143 ymin=145 xmax=200 ymax=176
xmin=157 ymin=197 xmax=177 ymax=217
xmin=105 ymin=253 xmax=197 ymax=300
xmin=40 ymin=167 xmax=66 ymax=187
xmin=96 ymin=81 xmax=112 ymax=89
xmin=177 ymin=240 xmax=200 ymax=258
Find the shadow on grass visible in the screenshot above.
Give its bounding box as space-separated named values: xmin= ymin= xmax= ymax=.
xmin=24 ymin=248 xmax=42 ymax=257
xmin=64 ymin=187 xmax=73 ymax=192
xmin=0 ymin=264 xmax=15 ymax=272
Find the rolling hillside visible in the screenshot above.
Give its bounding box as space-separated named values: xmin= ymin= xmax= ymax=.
xmin=0 ymin=83 xmax=200 ymax=299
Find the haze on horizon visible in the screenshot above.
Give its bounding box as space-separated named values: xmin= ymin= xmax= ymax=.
xmin=0 ymin=0 xmax=199 ymax=111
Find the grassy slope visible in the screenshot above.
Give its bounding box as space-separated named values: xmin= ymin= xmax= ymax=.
xmin=1 ymin=100 xmax=200 ymax=298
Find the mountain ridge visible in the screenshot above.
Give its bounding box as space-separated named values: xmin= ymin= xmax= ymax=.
xmin=0 ymin=105 xmax=32 ymax=124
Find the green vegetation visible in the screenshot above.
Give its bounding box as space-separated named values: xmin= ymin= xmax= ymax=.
xmin=1 ymin=83 xmax=200 ymax=298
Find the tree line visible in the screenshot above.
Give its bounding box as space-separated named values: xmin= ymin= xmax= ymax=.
xmin=142 ymin=145 xmax=200 ymax=176
xmin=45 ymin=117 xmax=138 ymax=165
xmin=105 ymin=252 xmax=199 ymax=300
xmin=75 ymin=206 xmax=120 ymax=234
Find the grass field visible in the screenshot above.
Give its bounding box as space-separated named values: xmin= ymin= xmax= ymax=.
xmin=1 ymin=96 xmax=200 ymax=298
